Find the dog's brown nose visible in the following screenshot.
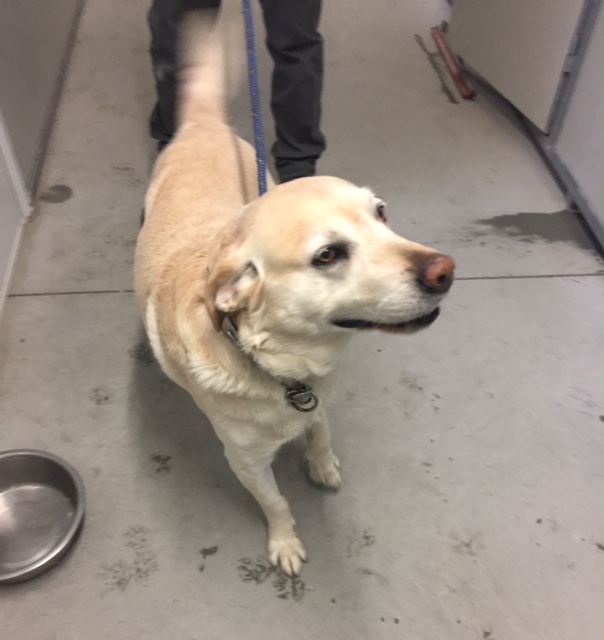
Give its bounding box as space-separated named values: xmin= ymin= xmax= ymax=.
xmin=418 ymin=254 xmax=455 ymax=294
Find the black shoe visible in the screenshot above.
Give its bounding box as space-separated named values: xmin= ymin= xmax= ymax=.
xmin=157 ymin=139 xmax=169 ymax=153
xmin=150 ymin=102 xmax=173 ymax=154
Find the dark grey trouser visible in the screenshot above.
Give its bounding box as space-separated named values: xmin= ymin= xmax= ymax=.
xmin=148 ymin=0 xmax=325 ymax=182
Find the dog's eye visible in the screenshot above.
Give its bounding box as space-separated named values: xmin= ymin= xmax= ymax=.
xmin=376 ymin=201 xmax=387 ymax=222
xmin=312 ymin=244 xmax=348 ymax=267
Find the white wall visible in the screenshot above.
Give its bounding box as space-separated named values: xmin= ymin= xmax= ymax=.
xmin=0 ymin=114 xmax=30 ymax=315
xmin=448 ymin=0 xmax=584 ymax=132
xmin=556 ymin=6 xmax=603 ymax=228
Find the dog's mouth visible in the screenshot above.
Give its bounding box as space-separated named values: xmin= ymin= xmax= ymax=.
xmin=332 ymin=307 xmax=441 ymax=333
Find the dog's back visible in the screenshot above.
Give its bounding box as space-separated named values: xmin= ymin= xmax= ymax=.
xmin=135 ymin=9 xmax=260 ymax=313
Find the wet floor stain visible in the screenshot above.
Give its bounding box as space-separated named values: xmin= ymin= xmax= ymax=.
xmin=38 ymin=184 xmax=73 ymax=203
xmin=475 ymin=210 xmax=599 ymax=252
xmin=99 ymin=526 xmax=158 ymax=592
xmin=236 ymin=557 xmax=306 ymax=602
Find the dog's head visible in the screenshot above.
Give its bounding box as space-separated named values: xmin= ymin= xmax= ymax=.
xmin=204 ymin=176 xmax=454 ymax=369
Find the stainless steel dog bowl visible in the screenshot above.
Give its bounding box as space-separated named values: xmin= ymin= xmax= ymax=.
xmin=0 ymin=449 xmax=85 ymax=584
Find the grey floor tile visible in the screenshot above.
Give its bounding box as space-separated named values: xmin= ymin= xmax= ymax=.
xmin=317 ymin=3 xmax=601 ymax=277
xmin=9 ymin=0 xmax=601 ymax=297
xmin=0 ymin=275 xmax=601 ymax=640
xmin=1 ymin=0 xmax=602 ymax=638
xmin=9 ymin=0 xmax=155 ymax=295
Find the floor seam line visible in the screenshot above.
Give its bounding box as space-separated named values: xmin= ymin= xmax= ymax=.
xmin=6 ymin=273 xmax=603 ymax=297
xmin=456 ymin=273 xmax=602 ymax=281
xmin=8 ymin=289 xmax=135 ymax=298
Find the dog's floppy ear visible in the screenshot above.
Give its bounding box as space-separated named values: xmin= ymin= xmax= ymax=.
xmin=205 ymin=256 xmax=262 ymax=332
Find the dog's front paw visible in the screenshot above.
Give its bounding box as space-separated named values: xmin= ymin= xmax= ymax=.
xmin=305 ymin=450 xmax=342 ymax=490
xmin=268 ymin=533 xmax=307 ymax=576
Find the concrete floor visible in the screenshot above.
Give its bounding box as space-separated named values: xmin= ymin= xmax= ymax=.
xmin=1 ymin=1 xmax=602 ymax=638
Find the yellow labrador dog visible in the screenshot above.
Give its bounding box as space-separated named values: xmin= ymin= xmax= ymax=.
xmin=135 ymin=12 xmax=454 ymax=576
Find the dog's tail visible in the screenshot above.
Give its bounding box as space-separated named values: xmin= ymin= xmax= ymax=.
xmin=178 ymin=8 xmax=240 ymax=127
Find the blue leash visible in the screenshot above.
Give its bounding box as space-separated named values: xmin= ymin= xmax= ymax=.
xmin=242 ymin=0 xmax=268 ymax=196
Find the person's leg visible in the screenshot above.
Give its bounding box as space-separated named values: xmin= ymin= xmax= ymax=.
xmin=259 ymin=0 xmax=325 ymax=183
xmin=148 ymin=0 xmax=220 ymax=150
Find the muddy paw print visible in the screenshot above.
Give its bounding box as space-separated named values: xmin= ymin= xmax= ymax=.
xmin=236 ymin=557 xmax=307 ymax=602
xmin=347 ymin=528 xmax=376 ymax=557
xmin=99 ymin=526 xmax=158 ymax=593
xmin=89 ymin=387 xmax=111 ymax=405
xmin=150 ymin=454 xmax=171 ymax=476
xmin=198 ymin=545 xmax=219 ymax=573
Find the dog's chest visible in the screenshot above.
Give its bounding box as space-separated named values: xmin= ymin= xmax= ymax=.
xmin=268 ymin=405 xmax=315 ymax=440
xmin=199 ymin=386 xmax=318 ymax=445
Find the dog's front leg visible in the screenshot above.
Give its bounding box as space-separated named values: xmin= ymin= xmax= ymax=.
xmin=304 ymin=407 xmax=341 ymax=490
xmin=223 ymin=440 xmax=306 ymax=576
